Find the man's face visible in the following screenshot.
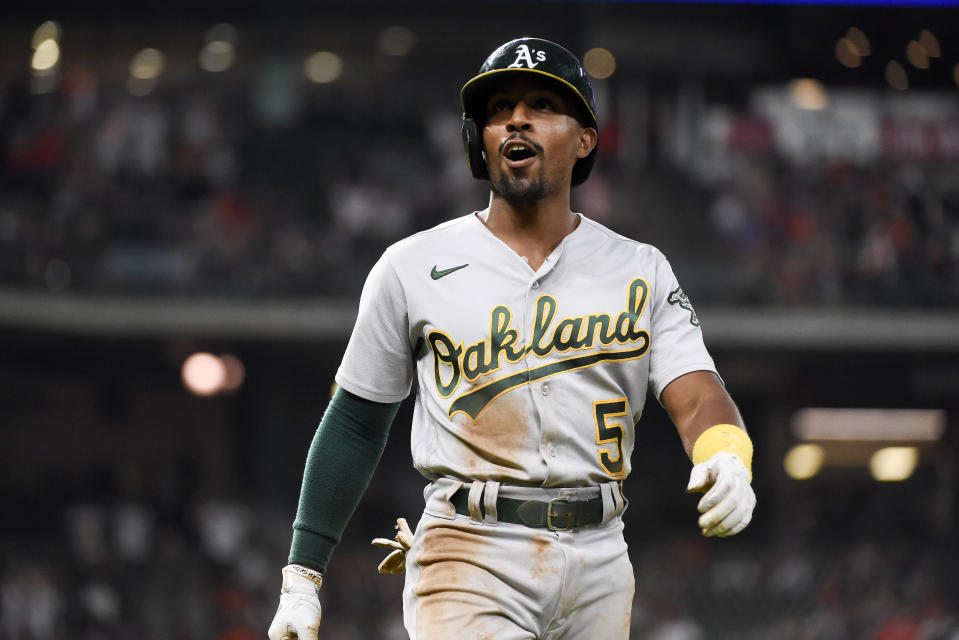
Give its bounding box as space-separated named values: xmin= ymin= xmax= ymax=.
xmin=481 ymin=77 xmax=596 ymax=204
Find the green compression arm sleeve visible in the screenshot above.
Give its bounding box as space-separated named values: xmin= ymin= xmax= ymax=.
xmin=288 ymin=387 xmax=401 ymax=572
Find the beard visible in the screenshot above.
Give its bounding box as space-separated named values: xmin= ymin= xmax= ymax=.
xmin=491 ymin=167 xmax=549 ymax=204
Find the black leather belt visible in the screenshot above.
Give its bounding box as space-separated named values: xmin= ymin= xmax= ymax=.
xmin=451 ymin=488 xmax=605 ymax=531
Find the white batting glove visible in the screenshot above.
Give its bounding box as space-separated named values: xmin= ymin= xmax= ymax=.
xmin=686 ymin=451 xmax=756 ymax=537
xmin=267 ymin=564 xmax=323 ymax=640
xmin=371 ymin=517 xmax=413 ymax=575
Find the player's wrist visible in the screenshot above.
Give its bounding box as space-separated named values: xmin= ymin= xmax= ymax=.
xmin=281 ymin=563 xmax=324 ymax=594
xmin=691 ymin=424 xmax=753 ymax=481
xmin=270 ymin=565 xmax=323 ymax=640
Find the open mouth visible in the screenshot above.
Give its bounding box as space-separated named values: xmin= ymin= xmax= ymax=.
xmin=503 ymin=141 xmax=538 ymax=165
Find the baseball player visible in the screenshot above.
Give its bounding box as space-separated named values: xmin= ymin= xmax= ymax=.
xmin=267 ymin=37 xmax=756 ymax=640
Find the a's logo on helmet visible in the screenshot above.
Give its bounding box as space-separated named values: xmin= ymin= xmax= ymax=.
xmin=507 ymin=44 xmax=547 ymax=69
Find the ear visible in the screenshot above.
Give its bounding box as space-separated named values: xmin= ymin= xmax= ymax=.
xmin=576 ymin=127 xmax=598 ymax=160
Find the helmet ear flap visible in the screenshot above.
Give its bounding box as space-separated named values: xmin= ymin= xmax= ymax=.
xmin=461 ymin=117 xmax=489 ymax=180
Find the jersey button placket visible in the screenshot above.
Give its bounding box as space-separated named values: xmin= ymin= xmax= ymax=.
xmin=525 ymin=269 xmax=554 ymax=480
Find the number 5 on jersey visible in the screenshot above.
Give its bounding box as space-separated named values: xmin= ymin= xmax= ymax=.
xmin=594 ymin=398 xmax=628 ymax=477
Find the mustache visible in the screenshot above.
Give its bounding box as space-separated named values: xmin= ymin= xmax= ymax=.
xmin=499 ymin=134 xmax=544 ymax=156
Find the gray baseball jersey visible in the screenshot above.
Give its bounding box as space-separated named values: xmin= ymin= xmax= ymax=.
xmin=335 ymin=209 xmax=717 ymax=488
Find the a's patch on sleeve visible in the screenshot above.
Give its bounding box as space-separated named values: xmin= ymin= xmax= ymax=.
xmin=667 ymin=286 xmax=700 ymax=327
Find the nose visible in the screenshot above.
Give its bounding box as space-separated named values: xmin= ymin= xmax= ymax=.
xmin=506 ymin=100 xmax=533 ymax=132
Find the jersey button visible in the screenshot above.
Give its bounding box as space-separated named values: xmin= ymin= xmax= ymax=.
xmin=532 ymin=281 xmax=540 ymax=289
xmin=541 ymin=384 xmax=550 ymax=396
xmin=549 ymin=446 xmax=558 ymax=457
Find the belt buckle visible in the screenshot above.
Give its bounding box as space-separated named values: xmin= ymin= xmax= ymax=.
xmin=546 ymin=497 xmax=574 ymax=531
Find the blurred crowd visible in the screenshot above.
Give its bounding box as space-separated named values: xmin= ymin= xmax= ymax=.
xmin=699 ymin=155 xmax=959 ymax=307
xmin=1 ymin=55 xmax=958 ymax=306
xmin=631 ymin=538 xmax=959 ymax=640
xmin=0 ymin=66 xmax=437 ymax=298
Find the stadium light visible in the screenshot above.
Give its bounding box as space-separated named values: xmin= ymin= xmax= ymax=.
xmin=182 ymin=352 xmax=227 ymax=396
xmin=304 ymin=51 xmax=343 ymax=83
xmin=784 ymin=444 xmax=825 ymax=480
xmin=31 ymin=39 xmax=60 ymax=72
xmin=583 ymin=48 xmax=616 ymax=80
xmin=130 ymin=48 xmax=165 ymax=80
xmin=869 ymin=447 xmax=919 ymax=482
xmin=788 ymin=408 xmax=942 ymax=482
xmin=200 ymin=40 xmax=235 ymax=72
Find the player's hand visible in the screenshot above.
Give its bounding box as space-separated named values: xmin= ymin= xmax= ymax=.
xmin=267 ymin=564 xmax=323 ymax=640
xmin=371 ymin=517 xmax=414 ymax=575
xmin=686 ymin=451 xmax=755 ymax=537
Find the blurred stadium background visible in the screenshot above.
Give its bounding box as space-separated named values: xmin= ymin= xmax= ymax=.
xmin=2 ymin=0 xmax=958 ymax=638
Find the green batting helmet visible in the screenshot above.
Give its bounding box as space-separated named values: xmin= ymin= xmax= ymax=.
xmin=460 ymin=37 xmax=599 ymax=187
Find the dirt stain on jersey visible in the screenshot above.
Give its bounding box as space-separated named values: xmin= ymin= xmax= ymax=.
xmin=459 ymin=388 xmax=535 ymax=474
